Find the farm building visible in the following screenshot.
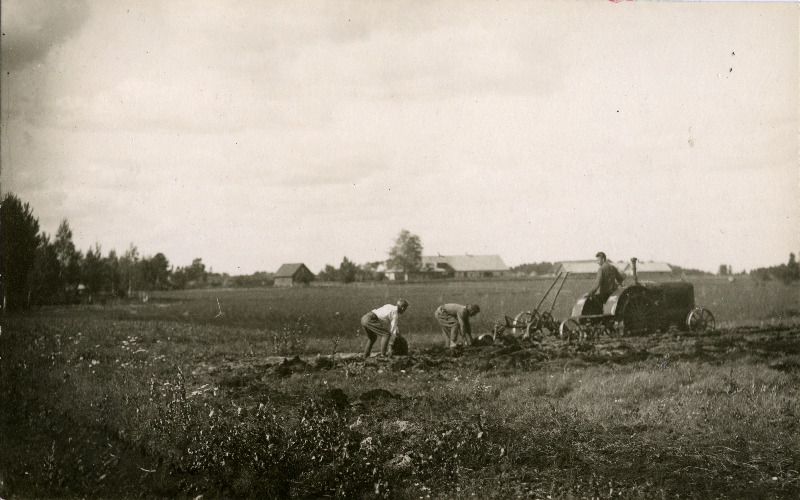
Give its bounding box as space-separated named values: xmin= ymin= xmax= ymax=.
xmin=421 ymin=254 xmax=509 ymax=279
xmin=553 ymin=260 xmax=626 ymax=278
xmin=554 ymin=260 xmax=674 ymax=281
xmin=620 ymin=261 xmax=674 ymax=280
xmin=384 ymin=266 xmax=448 ymax=281
xmin=274 ymin=263 xmax=315 ymax=287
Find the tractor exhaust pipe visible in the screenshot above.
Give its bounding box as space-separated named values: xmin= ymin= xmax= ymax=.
xmin=631 ymin=257 xmax=639 ymax=285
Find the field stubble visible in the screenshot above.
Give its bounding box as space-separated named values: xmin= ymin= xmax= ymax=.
xmin=1 ymin=278 xmax=798 ymax=498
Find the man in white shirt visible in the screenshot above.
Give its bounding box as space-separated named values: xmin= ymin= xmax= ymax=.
xmin=361 ymin=298 xmax=409 ymax=358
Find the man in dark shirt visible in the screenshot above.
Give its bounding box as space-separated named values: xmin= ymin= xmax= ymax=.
xmin=586 ymin=252 xmax=624 ymax=306
xmin=435 ymin=303 xmax=480 ymax=347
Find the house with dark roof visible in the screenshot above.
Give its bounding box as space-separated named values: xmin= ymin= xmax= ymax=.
xmin=274 ymin=263 xmax=315 ymax=287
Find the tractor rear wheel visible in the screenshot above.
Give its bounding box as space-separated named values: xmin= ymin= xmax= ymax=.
xmin=622 ymin=295 xmax=657 ymax=335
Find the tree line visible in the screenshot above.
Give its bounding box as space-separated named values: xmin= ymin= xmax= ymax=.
xmin=4 ymin=192 xmax=797 ymax=310
xmin=0 ymin=193 xmax=213 ymax=310
xmin=0 ymin=195 xmax=427 ymax=309
xmin=750 ymin=253 xmax=800 ymax=283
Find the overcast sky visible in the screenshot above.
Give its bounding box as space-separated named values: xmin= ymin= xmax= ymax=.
xmin=2 ymin=0 xmax=797 ymax=275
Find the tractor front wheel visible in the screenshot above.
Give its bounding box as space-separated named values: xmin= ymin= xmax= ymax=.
xmin=687 ymin=307 xmax=715 ymax=334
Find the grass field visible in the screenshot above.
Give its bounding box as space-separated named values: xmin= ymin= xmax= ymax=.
xmin=1 ymin=276 xmax=798 ymax=498
xmin=57 ymin=276 xmax=800 ymax=351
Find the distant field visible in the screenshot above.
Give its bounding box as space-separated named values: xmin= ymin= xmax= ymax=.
xmin=2 ymin=276 xmax=798 ymax=499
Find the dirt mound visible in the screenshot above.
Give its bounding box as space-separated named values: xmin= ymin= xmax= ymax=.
xmin=351 ymin=389 xmax=404 ymax=414
xmin=373 ymin=352 xmax=452 ymax=373
xmin=313 ymin=356 xmax=335 ymax=370
xmin=321 ymin=388 xmax=350 ymax=410
xmin=388 ymin=356 xmax=415 ymax=371
xmin=269 ymin=355 xmax=311 ymax=377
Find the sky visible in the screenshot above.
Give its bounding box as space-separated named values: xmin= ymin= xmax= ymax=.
xmin=1 ymin=0 xmax=798 ymax=275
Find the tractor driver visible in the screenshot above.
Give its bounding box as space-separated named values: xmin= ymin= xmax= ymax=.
xmin=586 ymin=252 xmax=624 ymax=306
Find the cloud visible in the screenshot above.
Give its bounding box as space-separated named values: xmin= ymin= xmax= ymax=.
xmin=1 ymin=0 xmax=90 ymax=71
xmin=1 ymin=1 xmax=797 ymax=275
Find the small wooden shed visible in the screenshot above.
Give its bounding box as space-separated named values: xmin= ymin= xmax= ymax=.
xmin=274 ymin=263 xmax=315 ymax=287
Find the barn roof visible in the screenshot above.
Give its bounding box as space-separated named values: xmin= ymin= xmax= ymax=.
xmin=621 ymin=261 xmax=673 ymax=274
xmin=555 ymin=260 xmax=627 ymax=275
xmin=422 ymin=254 xmax=508 ymax=272
xmin=275 ymin=263 xmax=309 ymax=277
xmin=555 ymin=260 xmax=599 ymax=274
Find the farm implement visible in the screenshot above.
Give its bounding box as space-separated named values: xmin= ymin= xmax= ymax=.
xmin=558 ymin=257 xmax=716 ymax=341
xmin=484 ymin=258 xmax=716 ymax=345
xmin=488 ymin=272 xmax=570 ymax=341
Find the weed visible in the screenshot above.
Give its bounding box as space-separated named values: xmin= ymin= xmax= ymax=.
xmin=331 ymin=331 xmax=341 ymax=357
xmin=271 ymin=316 xmax=310 ymax=356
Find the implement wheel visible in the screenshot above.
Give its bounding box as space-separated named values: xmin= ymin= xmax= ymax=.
xmin=687 ymin=307 xmax=715 ymax=334
xmin=559 ymin=318 xmax=582 ymax=342
xmin=622 ymin=295 xmax=657 ymax=335
xmin=514 ymin=311 xmax=539 ymax=337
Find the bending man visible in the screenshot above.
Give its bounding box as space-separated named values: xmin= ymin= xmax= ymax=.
xmin=435 ymin=303 xmax=480 ymax=348
xmin=361 ymin=298 xmax=409 ymax=358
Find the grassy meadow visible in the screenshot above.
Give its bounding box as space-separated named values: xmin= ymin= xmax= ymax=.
xmin=1 ymin=276 xmax=798 ymax=498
